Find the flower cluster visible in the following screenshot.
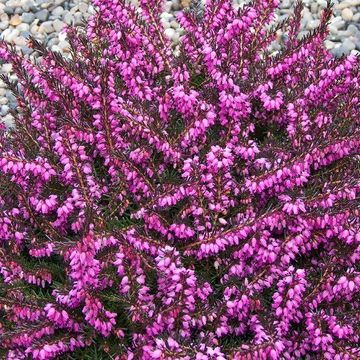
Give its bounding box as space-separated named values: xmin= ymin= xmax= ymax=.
xmin=0 ymin=0 xmax=359 ymax=359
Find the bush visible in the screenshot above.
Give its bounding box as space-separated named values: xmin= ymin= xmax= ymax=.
xmin=0 ymin=0 xmax=359 ymax=359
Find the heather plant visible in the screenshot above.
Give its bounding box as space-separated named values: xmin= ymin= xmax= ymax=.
xmin=0 ymin=0 xmax=359 ymax=358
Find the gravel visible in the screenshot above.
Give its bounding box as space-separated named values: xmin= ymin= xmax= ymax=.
xmin=1 ymin=0 xmax=360 ymax=126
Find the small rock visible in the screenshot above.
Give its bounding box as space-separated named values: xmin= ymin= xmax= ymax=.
xmin=1 ymin=105 xmax=10 ymax=115
xmin=310 ymin=3 xmax=318 ymax=13
xmin=331 ymin=17 xmax=346 ymax=30
xmin=3 ymin=7 xmax=15 ymax=15
xmin=35 ymin=9 xmax=49 ymax=22
xmin=21 ymin=0 xmax=36 ymax=12
xmin=58 ymin=31 xmax=66 ymax=42
xmin=317 ymin=0 xmax=327 ymax=7
xmin=58 ymin=40 xmax=69 ymax=51
xmin=2 ymin=114 xmax=14 ymax=129
xmin=30 ymin=23 xmax=39 ymax=34
xmin=341 ymin=8 xmax=353 ymax=21
xmin=332 ymin=38 xmax=356 ymax=57
xmin=1 ymin=64 xmax=13 ymax=73
xmin=5 ymin=0 xmax=21 ymax=7
xmin=164 ymin=1 xmax=172 ymax=12
xmin=324 ymin=40 xmax=335 ymax=49
xmin=73 ymin=13 xmax=83 ymax=26
xmin=328 ymin=25 xmax=338 ymax=35
xmin=21 ymin=12 xmax=35 ymax=23
xmin=53 ymin=18 xmax=65 ymax=32
xmin=164 ymin=28 xmax=175 ymax=39
xmin=78 ymin=2 xmax=88 ymax=13
xmin=3 ymin=28 xmax=19 ymax=43
xmin=347 ymin=25 xmax=360 ymax=37
xmin=62 ymin=12 xmax=73 ymax=25
xmin=0 ymin=13 xmax=9 ymax=22
xmin=281 ymin=0 xmax=291 ymax=8
xmin=9 ymin=14 xmax=21 ymax=26
xmin=344 ymin=38 xmax=356 ymax=51
xmin=13 ymin=36 xmax=27 ymax=46
xmin=336 ymin=0 xmax=360 ymax=10
xmin=0 ymin=21 xmax=9 ymax=31
xmin=307 ymin=19 xmax=320 ymax=30
xmin=51 ymin=45 xmax=61 ymax=52
xmin=0 ymin=97 xmax=8 ymax=105
xmin=352 ymin=13 xmax=360 ymax=23
xmin=170 ymin=20 xmax=179 ymax=29
xmin=161 ymin=20 xmax=171 ymax=29
xmin=38 ymin=20 xmax=53 ymax=33
xmin=17 ymin=23 xmax=29 ymax=32
xmin=180 ymin=0 xmax=190 ymax=8
xmin=21 ymin=46 xmax=33 ymax=55
xmin=51 ymin=6 xmax=64 ymax=17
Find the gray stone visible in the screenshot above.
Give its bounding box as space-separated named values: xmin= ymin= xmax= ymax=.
xmin=62 ymin=12 xmax=73 ymax=25
xmin=58 ymin=40 xmax=69 ymax=51
xmin=0 ymin=13 xmax=9 ymax=22
xmin=164 ymin=28 xmax=175 ymax=39
xmin=307 ymin=19 xmax=320 ymax=30
xmin=3 ymin=6 xmax=15 ymax=15
xmin=1 ymin=63 xmax=13 ymax=73
xmin=3 ymin=28 xmax=20 ymax=43
xmin=35 ymin=9 xmax=49 ymax=21
xmin=53 ymin=18 xmax=65 ymax=32
xmin=1 ymin=105 xmax=10 ymax=116
xmin=38 ymin=20 xmax=53 ymax=33
xmin=310 ymin=3 xmax=318 ymax=13
xmin=324 ymin=40 xmax=336 ymax=50
xmin=332 ymin=38 xmax=356 ymax=57
xmin=331 ymin=17 xmax=346 ymax=30
xmin=78 ymin=2 xmax=88 ymax=13
xmin=21 ymin=12 xmax=35 ymax=23
xmin=21 ymin=0 xmax=36 ymax=12
xmin=14 ymin=36 xmax=27 ymax=46
xmin=352 ymin=12 xmax=360 ymax=23
xmin=73 ymin=12 xmax=83 ymax=26
xmin=6 ymin=0 xmax=21 ymax=7
xmin=0 ymin=97 xmax=8 ymax=105
xmin=328 ymin=25 xmax=338 ymax=35
xmin=51 ymin=6 xmax=64 ymax=17
xmin=281 ymin=0 xmax=291 ymax=8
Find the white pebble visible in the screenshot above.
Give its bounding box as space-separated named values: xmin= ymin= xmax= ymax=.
xmin=164 ymin=28 xmax=175 ymax=39
xmin=341 ymin=8 xmax=353 ymax=21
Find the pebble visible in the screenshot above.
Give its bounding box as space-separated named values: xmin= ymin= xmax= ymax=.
xmin=164 ymin=28 xmax=176 ymax=40
xmin=3 ymin=28 xmax=20 ymax=43
xmin=63 ymin=12 xmax=73 ymax=25
xmin=78 ymin=2 xmax=88 ymax=13
xmin=53 ymin=19 xmax=65 ymax=32
xmin=51 ymin=6 xmax=64 ymax=17
xmin=331 ymin=16 xmax=346 ymax=30
xmin=341 ymin=8 xmax=354 ymax=20
xmin=336 ymin=0 xmax=360 ymax=10
xmin=21 ymin=12 xmax=35 ymax=23
xmin=38 ymin=20 xmax=54 ymax=33
xmin=35 ymin=9 xmax=49 ymax=22
xmin=307 ymin=19 xmax=320 ymax=30
xmin=9 ymin=14 xmax=21 ymax=26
